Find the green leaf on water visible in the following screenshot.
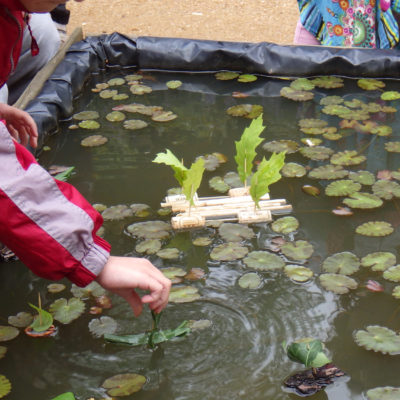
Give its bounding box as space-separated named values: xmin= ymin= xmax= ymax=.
xmin=357 ymin=79 xmax=385 ymax=91
xmin=308 ymin=164 xmax=348 ymax=180
xmin=0 ymin=326 xmax=19 ymax=342
xmin=361 ymin=252 xmax=397 ymax=272
xmin=312 ymin=76 xmax=344 ymax=89
xmin=243 ymin=250 xmax=285 ymax=271
xmin=281 ymin=162 xmax=306 ymax=178
xmin=169 ymin=286 xmax=201 ymax=303
xmin=182 ymin=157 xmax=205 ymax=206
xmin=385 ymin=142 xmax=400 ymax=153
xmin=219 ymin=223 xmax=254 ymax=242
xmin=101 ymin=373 xmax=146 ymax=396
xmin=0 ymin=375 xmax=11 ymax=399
xmin=322 ymin=252 xmax=360 ymax=275
xmin=284 ymin=265 xmax=313 ymax=282
xmin=381 ymin=91 xmax=400 ymax=101
xmin=383 ymin=265 xmax=400 ymax=282
xmin=238 ymin=272 xmax=262 ymax=289
xmin=281 ymin=240 xmax=314 ymax=261
xmin=366 ymin=386 xmax=400 ymax=400
xmin=331 ymin=150 xmax=366 ymax=166
xmin=78 ymin=120 xmax=100 ymax=130
xmin=285 ymin=338 xmax=331 ymax=368
xmin=392 ymin=286 xmax=400 ymax=299
xmin=290 ymin=78 xmax=315 ymax=91
xmin=372 ymin=180 xmax=400 ymax=200
xmin=210 ymin=242 xmax=249 ymax=261
xmin=280 ymin=87 xmax=314 ymax=101
xmin=343 ymin=192 xmax=383 ymax=209
xmin=49 ymin=298 xmax=85 ymax=324
xmin=88 ymin=316 xmax=118 ymax=338
xmin=28 ymin=303 xmax=53 ymax=332
xmin=153 ymin=149 xmax=187 ymax=186
xmin=356 ymin=221 xmax=394 ymax=237
xmin=215 ymin=71 xmax=239 ymax=80
xmin=298 ymin=118 xmax=328 ymax=129
xmin=54 ymin=167 xmax=75 ymax=182
xmin=72 ymin=111 xmax=99 ymax=120
xmin=354 ymin=325 xmax=400 ymax=354
xmin=166 ymin=80 xmax=182 ymax=89
xmin=262 ymin=140 xmax=299 ymax=154
xmin=325 ymin=180 xmax=361 ymax=197
xmin=319 ymin=273 xmax=358 ymax=294
xmin=348 ymin=170 xmax=375 ymax=185
xmin=300 ymin=146 xmax=334 ymax=161
xmin=209 ymin=176 xmax=230 ymax=193
xmin=271 ymin=216 xmax=299 ymax=234
xmin=238 ymin=74 xmax=257 ymax=83
xmin=8 ymin=312 xmax=33 ymax=328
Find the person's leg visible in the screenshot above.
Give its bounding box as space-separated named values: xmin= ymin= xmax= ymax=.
xmin=293 ymin=19 xmax=321 ymax=45
xmin=7 ymin=13 xmax=61 ymax=104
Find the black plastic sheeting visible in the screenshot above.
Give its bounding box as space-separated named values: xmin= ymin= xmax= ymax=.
xmin=25 ymin=33 xmax=400 ymax=146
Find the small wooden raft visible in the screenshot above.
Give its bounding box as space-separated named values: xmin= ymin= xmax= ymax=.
xmin=161 ymin=188 xmax=292 ymax=229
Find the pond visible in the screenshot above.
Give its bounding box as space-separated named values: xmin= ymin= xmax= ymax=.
xmin=1 ymin=70 xmax=400 ymax=400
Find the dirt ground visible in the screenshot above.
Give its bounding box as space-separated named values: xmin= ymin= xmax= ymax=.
xmin=67 ymin=0 xmax=300 ymax=45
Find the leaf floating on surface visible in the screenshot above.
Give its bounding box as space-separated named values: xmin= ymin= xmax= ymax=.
xmin=195 ymin=154 xmax=220 ymax=171
xmin=312 ymin=76 xmax=344 ymax=89
xmin=348 ymin=170 xmax=375 ymax=185
xmin=88 ymin=316 xmax=117 ymax=338
xmin=357 ymin=78 xmax=385 ymax=90
xmin=284 ymin=265 xmax=313 ymax=282
xmin=280 ymin=86 xmax=314 ymax=102
xmin=331 ymin=150 xmax=366 ymax=166
xmin=215 ymin=71 xmax=239 ymax=80
xmin=385 ymin=141 xmax=400 ymax=153
xmin=209 ymin=176 xmax=230 ymax=193
xmin=49 ymin=298 xmax=85 ymax=324
xmin=354 ymin=325 xmax=400 ymax=355
xmin=0 ymin=347 xmax=6 ymax=360
xmin=238 ymin=272 xmax=262 ymax=289
xmin=107 ymin=77 xmax=125 ymax=86
xmin=300 ymin=146 xmax=334 ymax=161
xmin=0 ymin=326 xmax=19 ymax=342
xmin=383 ymin=265 xmax=400 ymax=282
xmin=392 ymin=286 xmax=400 ymax=299
xmin=308 ymin=164 xmax=348 ymax=180
xmin=356 ymin=221 xmax=394 ymax=237
xmin=381 ymin=90 xmax=400 ymax=101
xmin=78 ymin=120 xmax=100 ymax=130
xmin=80 ymin=135 xmax=108 ymax=147
xmin=192 ymin=236 xmax=212 ymax=246
xmin=243 ymin=250 xmax=285 ymax=271
xmin=319 ymin=273 xmax=358 ymax=294
xmin=0 ymin=375 xmax=11 ymax=399
xmin=210 ymin=242 xmax=249 ymax=261
xmin=169 ymin=286 xmax=201 ymax=303
xmin=281 ymin=162 xmax=306 ymax=178
xmin=102 ymin=204 xmax=134 ymax=221
xmin=135 ymin=239 xmax=162 ymax=255
xmin=285 ymin=338 xmax=331 ymax=368
xmin=71 ymin=281 xmax=106 ymax=299
xmin=152 ymin=110 xmax=178 ymax=122
xmin=325 ymin=179 xmax=361 ymax=197
xmin=262 ymin=139 xmax=299 ymax=154
xmin=99 ymin=89 xmax=118 ymax=98
xmin=219 ymin=223 xmax=254 ymax=242
xmin=366 ymin=386 xmax=400 ymax=400
xmin=322 ymin=252 xmax=360 ymax=275
xmin=237 ymin=74 xmax=257 ymax=83
xmin=343 ymin=192 xmax=383 ymax=209
xmin=361 ymin=252 xmax=397 ymax=272
xmin=226 ymin=104 xmax=263 ymax=119
xmin=298 ymin=118 xmax=328 ymax=129
xmin=101 ymin=373 xmax=146 ymax=397
xmin=72 ymin=110 xmax=100 ymax=120
xmin=281 ymin=240 xmax=314 ymax=261
xmin=156 ymin=248 xmax=180 ymax=260
xmin=372 ymin=180 xmax=400 ymax=200
xmin=271 ymin=216 xmax=299 ymax=234
xmin=127 ymin=221 xmax=171 ymax=240
xmin=8 ymin=312 xmax=33 ymax=328
xmin=166 ymin=80 xmax=182 ymax=89
xmin=130 ymin=84 xmax=152 ymax=95
xmin=105 ymin=111 xmax=126 ymax=122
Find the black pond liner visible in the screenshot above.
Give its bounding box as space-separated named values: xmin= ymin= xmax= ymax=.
xmin=25 ymin=33 xmax=400 ymax=147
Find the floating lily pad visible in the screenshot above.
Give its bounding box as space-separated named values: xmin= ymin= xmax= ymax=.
xmin=169 ymin=285 xmax=201 ymax=303
xmin=135 ymin=239 xmax=162 ymax=255
xmin=312 ymin=76 xmax=344 ymax=89
xmin=344 ymin=98 xmax=364 ymax=108
xmin=262 ymin=140 xmax=299 ymax=153
xmin=280 ymin=87 xmax=314 ymax=101
xmin=49 ymin=298 xmax=85 ymax=324
xmin=127 ymin=221 xmax=171 ymax=239
xmin=322 ymin=252 xmax=360 ymax=275
xmin=210 ymin=242 xmax=249 ymax=261
xmin=370 ymin=125 xmax=392 ymax=137
xmin=195 ymin=154 xmax=220 ymax=171
xmin=284 ymin=265 xmax=313 ymax=282
xmin=356 ymin=221 xmax=394 ymax=237
xmin=271 ymin=216 xmax=299 ymax=234
xmin=281 ymin=240 xmax=314 ymax=261
xmin=320 ymin=96 xmax=344 ymax=106
xmin=8 ymin=312 xmax=33 ymax=328
xmin=348 ymin=170 xmax=375 ymax=185
xmin=0 ymin=326 xmax=19 ymax=342
xmin=224 ymin=171 xmax=244 ymax=188
xmin=238 ymin=74 xmax=257 ymax=83
xmin=161 ymin=267 xmax=186 ymax=280
xmin=218 ymin=223 xmax=254 ymax=242
xmin=331 ymin=150 xmax=366 ymax=166
xmin=226 ymin=104 xmax=263 ymax=119
xmin=319 ymin=273 xmax=358 ymax=294
xmin=325 ymin=180 xmax=361 ymax=197
xmin=102 ymin=204 xmax=134 ymax=221
xmin=372 ymin=180 xmax=400 ymax=200
xmin=238 ymin=272 xmax=262 ymax=289
xmin=112 ymin=93 xmax=129 ymax=101
xmin=302 ymin=126 xmax=338 ymax=136
xmin=152 ymin=110 xmax=178 ymax=122
xmin=166 ymin=80 xmax=182 ymax=89
xmin=0 ymin=347 xmax=6 ymax=360
xmin=107 ymin=78 xmax=125 ymax=86
xmin=354 ymin=325 xmax=400 ymax=354
xmin=78 ymin=120 xmax=100 ymax=130
xmin=130 ymin=203 xmax=151 ymax=218
xmin=385 ymin=142 xmax=400 ymax=153
xmin=392 ymin=286 xmax=400 ymax=299
xmin=114 ymin=103 xmax=162 ymax=115
xmin=71 ymin=281 xmax=106 ymax=299
xmin=192 ymin=236 xmax=212 ymax=246
xmin=106 ymin=111 xmax=126 ymax=122
xmin=322 ymin=104 xmax=352 ymax=117
xmin=0 ymin=375 xmax=11 ymax=398
xmin=308 ymin=165 xmax=348 ymax=180
xmin=343 ymin=192 xmax=383 ymax=209
xmin=88 ymin=316 xmax=118 ymax=338
xmin=367 ymin=386 xmax=400 ymax=400
xmin=383 ymin=265 xmax=400 ymax=282
xmin=125 ymin=74 xmax=143 ymax=82
xmin=323 ymin=131 xmax=343 ymax=141
xmin=47 ymin=283 xmax=66 ymax=294
xmin=209 ymin=176 xmax=230 ymax=193
xmin=381 ymin=91 xmax=400 ymax=101
xmin=185 ymin=268 xmax=205 ymax=281
xmin=281 ymin=162 xmax=306 ymax=178
xmin=357 ymin=79 xmax=385 ymax=90
xmin=99 ymin=89 xmax=118 ymax=99
xmin=298 ymin=119 xmax=328 ymax=129
xmin=72 ymin=110 xmax=100 ymax=120
xmin=102 ymin=373 xmax=146 ymax=397
xmin=156 ymin=248 xmax=180 ymax=260
xmin=215 ymin=71 xmax=239 ymax=80
xmin=80 ymin=135 xmax=108 ymax=147
xmin=123 ymin=119 xmax=148 ymax=130
xmin=361 ymin=252 xmax=397 ymax=272
xmin=290 ymin=78 xmax=315 ymax=91
xmin=130 ymin=84 xmax=152 ymax=95
xmin=94 ymin=82 xmax=109 ymax=90
xmin=300 ymin=146 xmax=334 ymax=161
xmin=243 ymin=250 xmax=285 ymax=270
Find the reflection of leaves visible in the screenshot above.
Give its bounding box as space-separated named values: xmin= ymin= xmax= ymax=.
xmin=281 ymin=240 xmax=314 ymax=261
xmin=322 ymin=252 xmax=360 ymax=275
xmin=354 ymin=325 xmax=400 ymax=354
xmin=319 ymin=273 xmax=358 ymax=294
xmin=361 ymin=252 xmax=397 ymax=271
xmin=285 ymin=338 xmax=331 ymax=368
xmin=356 ymin=221 xmax=394 ymax=237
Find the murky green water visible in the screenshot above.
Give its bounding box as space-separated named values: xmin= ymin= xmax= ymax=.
xmin=1 ymin=71 xmax=400 ymax=400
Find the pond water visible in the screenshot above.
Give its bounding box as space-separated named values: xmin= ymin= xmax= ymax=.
xmin=1 ymin=71 xmax=400 ymax=400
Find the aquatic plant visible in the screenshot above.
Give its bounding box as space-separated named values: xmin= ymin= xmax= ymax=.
xmin=284 ymin=338 xmax=331 ymax=368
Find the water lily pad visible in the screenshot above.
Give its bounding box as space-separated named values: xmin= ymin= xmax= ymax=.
xmin=322 ymin=252 xmax=360 ymax=275
xmin=298 ymin=119 xmax=328 ymax=129
xmin=385 ymin=142 xmax=400 ymax=153
xmin=243 ymin=250 xmax=285 ymax=270
xmin=93 ymin=82 xmax=109 ymax=90
xmin=308 ymin=165 xmax=348 ymax=180
xmin=162 ymin=267 xmax=186 ymax=280
xmin=392 ymin=286 xmax=400 ymax=299
xmin=284 ymin=265 xmax=313 ymax=282
xmin=370 ymin=125 xmax=392 ymax=137
xmin=125 ymin=74 xmax=143 ymax=82
xmin=224 ymin=171 xmax=244 ymax=188
xmin=106 ymin=111 xmax=126 ymax=122
xmin=348 ymin=170 xmax=375 ymax=185
xmin=0 ymin=326 xmax=19 ymax=342
xmin=123 ymin=119 xmax=148 ymax=130
xmin=88 ymin=316 xmax=117 ymax=338
xmin=156 ymin=248 xmax=180 ymax=260
xmin=320 ymin=96 xmax=344 ymax=106
xmin=262 ymin=140 xmax=299 ymax=153
xmin=107 ymin=77 xmax=125 ymax=86
xmin=78 ymin=120 xmax=100 ymax=130
xmin=322 ymin=104 xmax=352 ymax=117
xmin=290 ymin=78 xmax=315 ymax=91
xmin=238 ymin=74 xmax=257 ymax=83
xmin=210 ymin=242 xmax=249 ymax=261
xmin=383 ymin=265 xmax=400 ymax=282
xmin=127 ymin=221 xmax=171 ymax=239
xmin=80 ymin=135 xmax=108 ymax=147
xmin=331 ymin=150 xmax=366 ymax=166
xmin=47 ymin=283 xmax=66 ymax=294
xmin=325 ymin=180 xmax=361 ymax=197
xmin=271 ymin=216 xmax=299 ymax=234
xmin=344 ymin=98 xmax=364 ymax=108
xmin=130 ymin=84 xmax=152 ymax=95
xmin=99 ymin=89 xmax=118 ymax=98
xmin=280 ymin=86 xmax=314 ymax=101
xmin=114 ymin=103 xmax=163 ymax=115
xmin=0 ymin=347 xmax=6 ymax=360
xmin=219 ymin=223 xmax=254 ymax=242
xmin=71 ymin=281 xmax=106 ymax=299
xmin=152 ymin=110 xmax=178 ymax=122
xmin=209 ymin=176 xmax=230 ymax=193
xmin=361 ymin=252 xmax=397 ymax=271
xmin=323 ymin=131 xmax=343 ymax=141
xmin=357 ymin=79 xmax=385 ymax=90
xmin=226 ymin=104 xmax=263 ymax=118
xmin=302 ymin=138 xmax=323 ymax=147
xmin=72 ymin=111 xmax=100 ymax=120
xmin=8 ymin=312 xmax=33 ymax=328
xmin=102 ymin=204 xmax=134 ymax=221
xmin=192 ymin=236 xmax=212 ymax=246
xmin=185 ymin=268 xmax=205 ymax=281
xmin=381 ymin=91 xmax=400 ymax=100
xmin=169 ymin=285 xmax=201 ymax=303
xmin=215 ymin=71 xmax=239 ymax=80
xmin=343 ymin=192 xmax=383 ymax=209
xmin=281 ymin=240 xmax=314 ymax=261
xmin=312 ymin=76 xmax=344 ymax=89
xmin=0 ymin=375 xmax=11 ymax=398
xmin=366 ymin=386 xmax=400 ymax=400
xmin=372 ymin=180 xmax=400 ymax=200
xmin=195 ymin=154 xmax=220 ymax=171
xmin=354 ymin=325 xmax=400 ymax=354
xmin=238 ymin=272 xmax=262 ymax=289
xmin=281 ymin=162 xmax=306 ymax=178
xmin=319 ymin=273 xmax=358 ymax=294
xmin=166 ymin=80 xmax=182 ymax=89
xmin=102 ymin=373 xmax=146 ymax=397
xmin=300 ymin=146 xmax=334 ymax=161
xmin=49 ymin=298 xmax=85 ymax=324
xmin=356 ymin=221 xmax=394 ymax=237
xmin=112 ymin=93 xmax=129 ymax=101
xmin=135 ymin=239 xmax=162 ymax=255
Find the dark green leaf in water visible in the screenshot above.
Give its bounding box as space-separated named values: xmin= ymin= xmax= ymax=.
xmin=300 ymin=146 xmax=334 ymax=161
xmin=215 ymin=71 xmax=239 ymax=80
xmin=308 ymin=164 xmax=348 ymax=180
xmin=385 ymin=142 xmax=400 ymax=153
xmin=243 ymin=250 xmax=285 ymax=270
xmin=325 ymin=180 xmax=361 ymax=197
xmin=0 ymin=375 xmax=11 ymax=399
xmin=238 ymin=74 xmax=257 ymax=83
xmin=281 ymin=162 xmax=306 ymax=178
xmin=166 ymin=80 xmax=182 ymax=89
xmin=238 ymin=272 xmax=262 ymax=289
xmin=372 ymin=180 xmax=400 ymax=200
xmin=298 ymin=118 xmax=328 ymax=129
xmin=281 ymin=240 xmax=314 ymax=261
xmin=381 ymin=91 xmax=400 ymax=101
xmin=0 ymin=347 xmax=6 ymax=360
xmin=285 ymin=338 xmax=331 ymax=368
xmin=302 ymin=185 xmax=320 ymax=196
xmin=102 ymin=204 xmax=134 ymax=221
xmin=331 ymin=150 xmax=366 ymax=166
xmin=78 ymin=120 xmax=100 ymax=130
xmin=280 ymin=86 xmax=314 ymax=101
xmin=0 ymin=326 xmax=19 ymax=342
xmin=135 ymin=239 xmax=162 ymax=255
xmin=312 ymin=76 xmax=344 ymax=89
xmin=290 ymin=78 xmax=315 ymax=91
xmin=284 ymin=265 xmax=313 ymax=282
xmin=219 ymin=223 xmax=254 ymax=242
xmin=357 ymin=79 xmax=385 ymax=90
xmin=49 ymin=298 xmax=85 ymax=324
xmin=28 ymin=304 xmax=53 ymax=332
xmin=366 ymin=386 xmax=400 ymax=400
xmin=226 ymin=104 xmax=264 ymax=118
xmin=106 ymin=111 xmax=125 ymax=122
xmin=343 ymin=192 xmax=383 ymax=209
xmin=152 ymin=110 xmax=178 ymax=122
xmin=210 ymin=242 xmax=249 ymax=261
xmin=71 ymin=281 xmax=106 ymax=299
xmin=72 ymin=110 xmax=99 ymax=120
xmin=271 ymin=216 xmax=299 ymax=234
xmin=99 ymin=89 xmax=118 ymax=99
xmin=356 ymin=221 xmax=394 ymax=237
xmin=262 ymin=140 xmax=299 ymax=153
xmin=156 ymin=248 xmax=180 ymax=260
xmin=107 ymin=77 xmax=125 ymax=86
xmin=349 ymin=170 xmax=375 ymax=185
xmin=319 ymin=273 xmax=358 ymax=294
xmin=102 ymin=373 xmax=146 ymax=397
xmin=361 ymin=252 xmax=396 ymax=272
xmin=80 ymin=135 xmax=108 ymax=147
xmin=8 ymin=312 xmax=33 ymax=328
xmin=383 ymin=265 xmax=400 ymax=282
xmin=322 ymin=252 xmax=360 ymax=275
xmin=127 ymin=221 xmax=171 ymax=240
xmin=88 ymin=316 xmax=117 ymax=338
xmin=354 ymin=325 xmax=400 ymax=354
xmin=209 ymin=176 xmax=230 ymax=193
xmin=169 ymin=286 xmax=201 ymax=303
xmin=130 ymin=84 xmax=152 ymax=95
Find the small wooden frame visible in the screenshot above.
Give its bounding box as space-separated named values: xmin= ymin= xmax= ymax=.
xmin=161 ymin=188 xmax=292 ymax=229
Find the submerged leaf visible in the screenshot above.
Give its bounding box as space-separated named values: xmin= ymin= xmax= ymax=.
xmin=354 ymin=325 xmax=400 ymax=354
